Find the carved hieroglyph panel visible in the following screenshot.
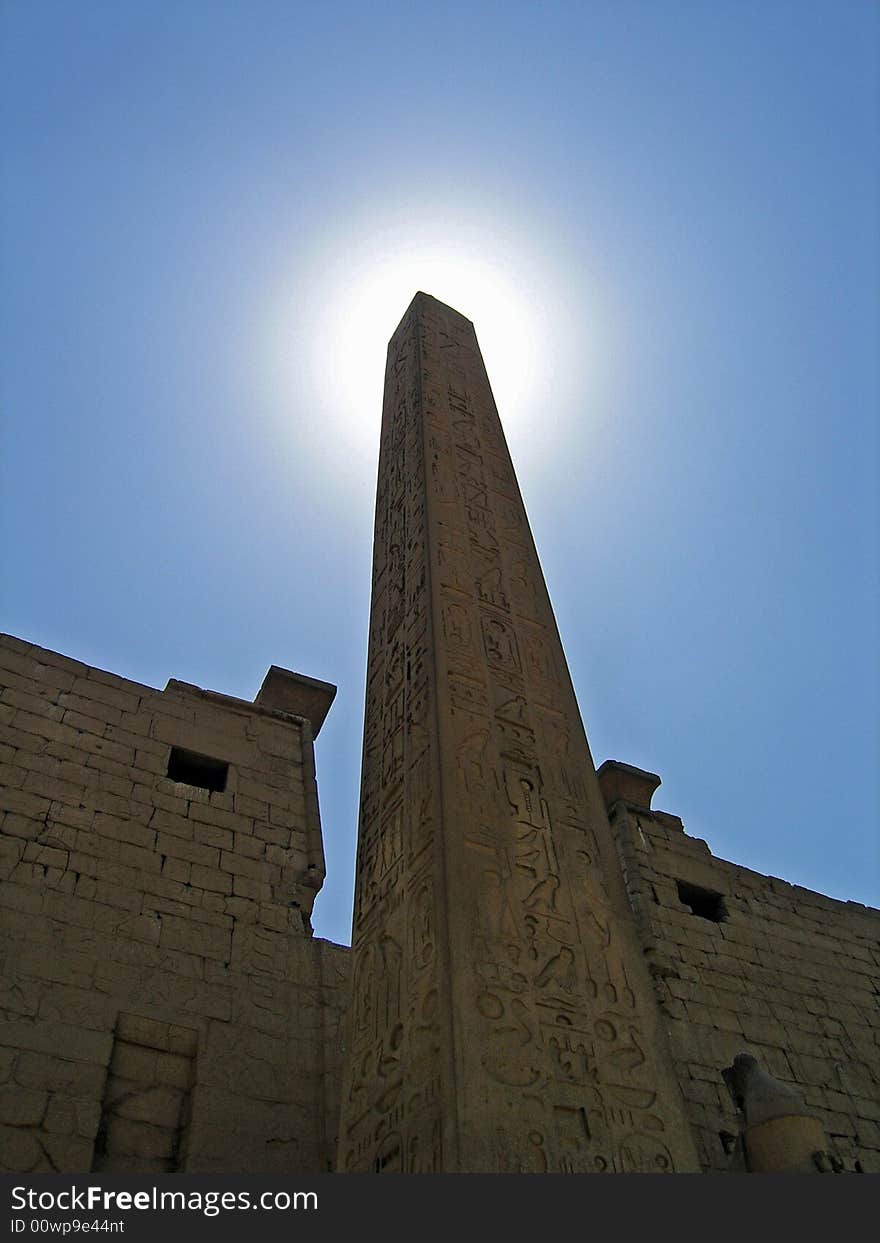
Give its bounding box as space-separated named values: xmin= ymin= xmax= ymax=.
xmin=338 ymin=307 xmax=445 ymax=1173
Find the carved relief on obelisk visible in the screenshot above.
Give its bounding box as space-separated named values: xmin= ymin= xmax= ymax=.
xmin=337 ymin=292 xmax=699 ymax=1173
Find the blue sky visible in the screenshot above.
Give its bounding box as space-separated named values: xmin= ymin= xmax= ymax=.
xmin=1 ymin=1 xmax=877 ymax=946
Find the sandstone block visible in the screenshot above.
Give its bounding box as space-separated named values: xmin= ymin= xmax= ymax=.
xmin=224 ymin=896 xmax=258 ymax=923
xmin=188 ymin=802 xmax=240 ymax=832
xmin=94 ymin=812 xmax=155 ymax=850
xmin=0 ymin=1085 xmax=47 ymax=1126
xmin=0 ymin=1021 xmax=111 ymax=1066
xmin=0 ymin=812 xmax=44 ymax=843
xmin=0 ymin=760 xmax=26 ymax=789
xmin=160 ymin=913 xmax=231 ymax=962
xmin=103 ymin=1115 xmax=174 ymax=1162
xmin=161 ymin=856 xmax=191 ymax=884
xmin=190 ymin=864 xmax=233 ymax=895
xmin=150 ymin=807 xmax=193 ymax=840
xmin=156 ymin=832 xmax=218 ymax=869
xmin=0 ymin=787 xmax=50 ymax=820
xmin=193 ymin=822 xmax=234 ymax=851
xmin=220 ymin=850 xmax=266 ymax=881
xmin=110 ymin=1081 xmax=184 ymax=1129
xmin=0 ymin=880 xmax=42 ymax=919
xmin=74 ymin=676 xmax=141 ymax=714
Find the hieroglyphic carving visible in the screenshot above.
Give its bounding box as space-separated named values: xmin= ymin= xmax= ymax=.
xmin=508 ymin=550 xmax=544 ymax=621
xmin=476 ymin=563 xmax=508 ymax=612
xmin=482 ymin=615 xmax=521 ymax=674
xmin=339 ymin=300 xmax=445 ymax=1172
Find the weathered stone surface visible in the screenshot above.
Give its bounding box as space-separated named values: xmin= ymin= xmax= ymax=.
xmin=337 ymin=293 xmax=700 ymax=1173
xmin=606 ymin=769 xmax=880 ymax=1173
xmin=0 ymin=634 xmax=344 ymax=1173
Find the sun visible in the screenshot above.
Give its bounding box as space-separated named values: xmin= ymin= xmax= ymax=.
xmin=323 ymin=246 xmax=540 ymax=422
xmin=263 ymin=204 xmax=582 ymax=485
xmin=312 ymin=240 xmax=549 ymax=446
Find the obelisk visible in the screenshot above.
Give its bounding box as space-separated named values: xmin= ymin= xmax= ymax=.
xmin=338 ymin=293 xmax=698 ymax=1172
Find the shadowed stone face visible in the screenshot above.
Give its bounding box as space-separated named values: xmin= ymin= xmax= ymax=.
xmin=337 ymin=293 xmax=700 ymax=1173
xmin=0 ymin=632 xmax=348 ymax=1174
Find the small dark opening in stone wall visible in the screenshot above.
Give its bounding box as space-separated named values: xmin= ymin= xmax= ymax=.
xmin=677 ymin=880 xmax=726 ymax=923
xmin=166 ymin=746 xmax=229 ymax=792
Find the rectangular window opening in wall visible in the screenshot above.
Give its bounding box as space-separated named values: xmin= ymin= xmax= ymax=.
xmin=166 ymin=746 xmax=229 ymax=792
xmin=677 ymin=879 xmax=727 ymax=923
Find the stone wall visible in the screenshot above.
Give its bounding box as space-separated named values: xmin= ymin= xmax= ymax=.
xmin=4 ymin=628 xmax=877 ymax=1175
xmin=601 ymin=761 xmax=880 ymax=1173
xmin=0 ymin=633 xmax=349 ymax=1174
